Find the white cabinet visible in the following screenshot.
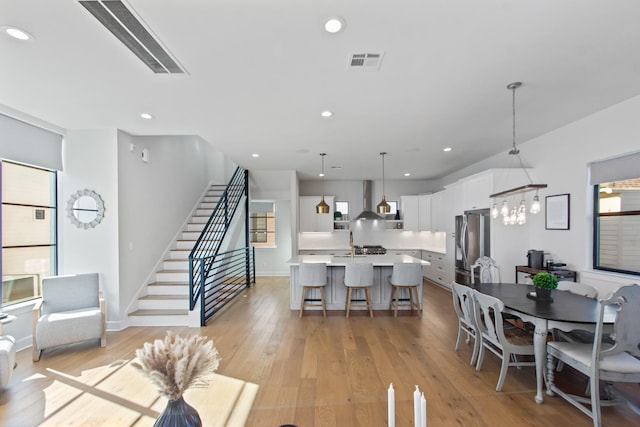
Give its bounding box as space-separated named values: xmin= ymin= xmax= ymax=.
xmin=299 ymin=196 xmax=334 ymax=232
xmin=401 ymin=195 xmax=431 ymax=231
xmin=461 ymin=173 xmax=492 ymax=211
xmin=401 ymin=195 xmax=419 ymax=231
xmin=422 ymin=251 xmax=446 ymax=286
xmin=418 ymin=195 xmax=431 ymax=231
xmin=429 ymin=192 xmax=446 ymax=231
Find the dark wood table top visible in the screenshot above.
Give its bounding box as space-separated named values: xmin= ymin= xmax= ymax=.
xmin=470 ymin=282 xmax=615 ymax=324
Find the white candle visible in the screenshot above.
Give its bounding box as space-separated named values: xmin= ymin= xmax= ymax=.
xmin=420 ymin=392 xmax=426 ymax=427
xmin=388 ymin=383 xmax=395 ymax=427
xmin=414 ymin=385 xmax=421 ymax=427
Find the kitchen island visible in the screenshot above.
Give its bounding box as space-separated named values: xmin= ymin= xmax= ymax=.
xmin=288 ymin=254 xmax=429 ymax=312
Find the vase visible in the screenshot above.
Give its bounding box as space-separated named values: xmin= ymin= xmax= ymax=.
xmin=154 ymin=396 xmax=202 ymax=427
xmin=527 ymin=288 xmax=553 ymax=302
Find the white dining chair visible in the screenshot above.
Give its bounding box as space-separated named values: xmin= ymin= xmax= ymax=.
xmin=470 ymin=256 xmax=501 ymax=284
xmin=546 ymin=284 xmax=640 ymax=427
xmin=298 ymin=263 xmax=328 ymax=318
xmin=344 ymin=263 xmax=374 ymax=318
xmin=556 ymin=281 xmax=598 ymax=298
xmin=388 ymin=263 xmax=423 ymax=317
xmin=452 ymin=282 xmax=480 ymax=365
xmin=472 ymin=290 xmax=535 ymax=391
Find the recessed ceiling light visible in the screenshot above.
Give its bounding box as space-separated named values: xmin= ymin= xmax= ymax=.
xmin=140 ymin=113 xmax=153 ymax=119
xmin=252 ymin=153 xmax=260 ymax=158
xmin=3 ymin=26 xmax=33 ymax=41
xmin=321 ymin=110 xmax=333 ymax=118
xmin=404 ymin=173 xmax=411 ymax=177
xmin=324 ymin=17 xmax=345 ymax=33
xmin=443 ymin=147 xmax=453 ymax=152
xmin=319 ymin=172 xmax=325 ymax=177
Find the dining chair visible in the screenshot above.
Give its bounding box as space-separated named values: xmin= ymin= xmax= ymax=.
xmin=554 ymin=281 xmax=599 ymax=340
xmin=452 ymin=282 xmax=480 ymax=365
xmin=344 ymin=263 xmax=374 ymax=318
xmin=388 ymin=263 xmax=423 ymax=317
xmin=298 ymin=263 xmax=328 ymax=318
xmin=472 ymin=290 xmax=535 ymax=391
xmin=470 ymin=256 xmax=501 ymax=284
xmin=546 ymin=284 xmax=640 ymax=427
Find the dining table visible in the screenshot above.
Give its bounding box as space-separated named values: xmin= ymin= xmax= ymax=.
xmin=470 ymin=282 xmax=616 ymax=404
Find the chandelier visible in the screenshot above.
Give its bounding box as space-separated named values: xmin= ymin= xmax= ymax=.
xmin=490 ymin=82 xmax=546 ymax=225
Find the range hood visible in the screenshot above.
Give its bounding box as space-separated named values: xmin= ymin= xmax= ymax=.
xmin=355 ymin=181 xmax=384 ymax=220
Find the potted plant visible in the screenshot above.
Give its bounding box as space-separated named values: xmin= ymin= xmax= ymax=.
xmin=530 ymin=272 xmax=558 ymax=301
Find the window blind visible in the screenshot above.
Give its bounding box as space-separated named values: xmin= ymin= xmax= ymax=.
xmin=590 ymin=150 xmax=640 ymax=185
xmin=0 ymin=113 xmax=63 ymax=171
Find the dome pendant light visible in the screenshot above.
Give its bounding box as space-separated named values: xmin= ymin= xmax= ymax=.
xmin=376 ymin=152 xmax=391 ymax=214
xmin=316 ymin=153 xmax=330 ymax=214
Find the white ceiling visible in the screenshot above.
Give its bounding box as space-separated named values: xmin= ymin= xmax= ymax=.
xmin=2 ymin=0 xmax=640 ymax=181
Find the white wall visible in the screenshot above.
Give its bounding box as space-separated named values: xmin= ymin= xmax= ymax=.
xmin=254 ymin=200 xmax=292 ymax=276
xmin=300 ymin=179 xmax=439 ymax=213
xmin=117 ymin=133 xmax=211 ymax=323
xmin=440 ymin=94 xmax=640 ymax=292
xmin=249 ymin=170 xmax=295 ymax=276
xmin=60 ymin=129 xmax=121 ymax=320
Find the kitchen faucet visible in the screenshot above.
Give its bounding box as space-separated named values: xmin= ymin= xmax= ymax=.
xmin=349 ymin=231 xmax=354 ymax=258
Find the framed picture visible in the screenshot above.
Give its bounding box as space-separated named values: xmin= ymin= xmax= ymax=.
xmin=545 ymin=193 xmax=570 ymax=230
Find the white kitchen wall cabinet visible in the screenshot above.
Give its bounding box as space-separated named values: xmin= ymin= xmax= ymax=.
xmin=402 ymin=195 xmax=432 ymax=231
xmin=429 ymin=192 xmax=446 ymax=231
xmin=418 ymin=195 xmax=431 ymax=231
xmin=299 ymin=196 xmax=335 ymax=232
xmin=401 ymin=195 xmax=419 ymax=231
xmin=461 ymin=172 xmax=492 ymax=211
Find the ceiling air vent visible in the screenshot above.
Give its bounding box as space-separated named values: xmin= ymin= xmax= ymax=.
xmin=348 ymin=52 xmax=384 ymax=70
xmin=79 ymin=0 xmax=185 ymax=74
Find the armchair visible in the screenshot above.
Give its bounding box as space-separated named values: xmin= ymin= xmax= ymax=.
xmin=32 ymin=273 xmax=106 ymax=362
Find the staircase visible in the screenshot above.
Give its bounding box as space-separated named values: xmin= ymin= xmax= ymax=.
xmin=128 ymin=185 xmax=226 ymax=326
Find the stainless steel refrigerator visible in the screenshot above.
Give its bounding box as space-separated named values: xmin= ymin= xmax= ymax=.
xmin=455 ymin=209 xmax=490 ymax=285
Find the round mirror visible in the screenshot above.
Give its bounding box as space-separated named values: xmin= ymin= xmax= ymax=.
xmin=66 ymin=189 xmax=105 ymax=229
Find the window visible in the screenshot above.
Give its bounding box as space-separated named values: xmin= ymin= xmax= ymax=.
xmin=1 ymin=160 xmax=58 ymax=306
xmin=593 ymin=177 xmax=640 ymax=276
xmin=249 ymin=202 xmax=275 ymax=247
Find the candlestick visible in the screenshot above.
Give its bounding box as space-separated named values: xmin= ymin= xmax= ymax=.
xmin=388 ymin=383 xmax=395 ymax=427
xmin=420 ymin=392 xmax=426 ymax=427
xmin=414 ymin=385 xmax=421 ymax=427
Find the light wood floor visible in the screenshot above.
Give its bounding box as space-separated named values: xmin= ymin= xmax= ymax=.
xmin=1 ymin=277 xmax=639 ymax=426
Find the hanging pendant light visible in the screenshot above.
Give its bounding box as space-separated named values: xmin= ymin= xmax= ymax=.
xmin=489 ymin=81 xmax=547 ymax=224
xmin=376 ymin=152 xmax=391 ymax=214
xmin=316 ymin=153 xmax=330 ymax=214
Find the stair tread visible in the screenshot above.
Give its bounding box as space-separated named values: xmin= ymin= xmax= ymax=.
xmin=148 ymin=281 xmax=188 ymax=286
xmin=139 ymin=294 xmax=188 ymax=300
xmin=129 ymin=309 xmax=189 ymax=316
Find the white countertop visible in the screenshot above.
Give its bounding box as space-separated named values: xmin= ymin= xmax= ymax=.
xmin=288 ymin=254 xmax=429 ymax=266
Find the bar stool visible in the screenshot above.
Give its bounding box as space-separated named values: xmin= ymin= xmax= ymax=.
xmin=388 ymin=262 xmax=423 ymax=317
xmin=298 ymin=263 xmax=328 ymax=317
xmin=344 ymin=263 xmax=374 ymax=318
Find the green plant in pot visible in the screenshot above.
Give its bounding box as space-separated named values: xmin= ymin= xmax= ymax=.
xmin=531 ymin=272 xmax=558 ymax=301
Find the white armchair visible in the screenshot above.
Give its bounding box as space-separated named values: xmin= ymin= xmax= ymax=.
xmin=32 ymin=273 xmax=106 ymax=362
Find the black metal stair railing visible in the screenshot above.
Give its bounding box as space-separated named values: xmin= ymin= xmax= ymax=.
xmin=188 ymin=167 xmax=254 ymax=325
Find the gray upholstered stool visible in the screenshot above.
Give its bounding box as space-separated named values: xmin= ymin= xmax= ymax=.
xmin=344 ymin=263 xmax=374 ymax=318
xmin=298 ymin=263 xmax=328 ymax=317
xmin=388 ymin=262 xmax=423 ymax=317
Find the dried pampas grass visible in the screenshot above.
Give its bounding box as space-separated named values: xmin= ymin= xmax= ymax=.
xmin=133 ymin=331 xmax=220 ymax=401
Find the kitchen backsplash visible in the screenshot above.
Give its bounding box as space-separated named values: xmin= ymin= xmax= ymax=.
xmin=299 ymin=221 xmax=446 ymax=253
